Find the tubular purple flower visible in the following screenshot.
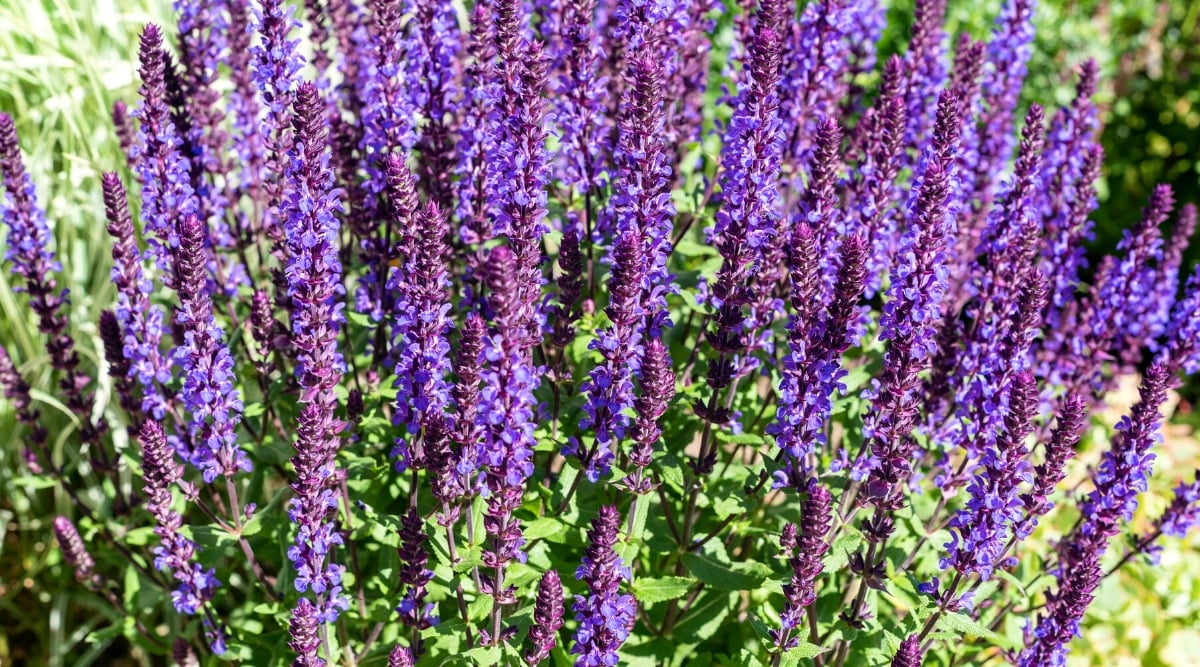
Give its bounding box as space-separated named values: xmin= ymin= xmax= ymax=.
xmin=1020 ymin=365 xmax=1170 ymax=666
xmin=174 ymin=0 xmax=234 ymax=251
xmin=284 ymin=81 xmax=348 ymax=626
xmin=450 ymin=313 xmax=486 ymax=502
xmin=576 ymin=233 xmax=646 ymax=481
xmin=1014 ymin=393 xmax=1087 ymax=539
xmin=391 ymin=201 xmax=454 ymax=472
xmin=778 ymin=0 xmax=855 ymax=172
xmin=174 ymin=214 xmax=249 ymax=481
xmin=665 ymin=0 xmax=716 ymax=153
xmin=965 ymin=0 xmax=1037 ymax=224
xmin=847 ymin=56 xmax=906 ymax=295
xmin=1071 ymin=185 xmax=1172 ymax=398
xmin=478 ymin=246 xmax=540 ymax=639
xmin=526 ymin=569 xmax=565 ymax=665
xmin=859 ymin=89 xmax=964 ymax=503
xmin=1157 ymin=271 xmax=1200 ymax=379
xmin=571 ymin=505 xmax=636 ymax=666
xmin=396 ymin=508 xmax=438 ymax=631
xmin=226 ymin=0 xmax=268 ymax=239
xmin=773 ymin=481 xmax=833 ymax=652
xmin=133 ymin=24 xmax=198 ymax=287
xmin=289 ymin=597 xmax=323 ymax=667
xmin=609 ymin=54 xmax=675 ymax=333
xmin=899 ymin=0 xmax=948 ymax=158
xmin=104 ymin=171 xmax=172 ymax=421
xmin=410 ymin=0 xmax=462 ymax=212
xmin=551 ymin=229 xmax=585 ymax=348
xmin=387 ymin=647 xmax=414 ymax=667
xmin=1154 ymin=473 xmax=1200 ymax=539
xmin=1 ymin=113 xmax=104 ymax=447
xmin=250 ymin=0 xmax=305 ymax=247
xmin=138 ymin=420 xmax=221 ymax=619
xmin=99 ymin=310 xmax=140 ymax=422
xmin=771 ymin=234 xmax=868 ymax=482
xmin=943 ymin=372 xmax=1037 ymax=580
xmin=1148 ymin=203 xmax=1197 ymax=341
xmin=892 ymin=635 xmax=923 ymax=667
xmin=452 ymin=3 xmax=499 ymax=244
xmin=551 ymin=0 xmax=610 ymax=204
xmin=625 ymin=337 xmax=675 ymax=493
xmin=53 ymin=516 xmax=95 ymax=583
xmin=112 ymin=100 xmax=137 ymax=169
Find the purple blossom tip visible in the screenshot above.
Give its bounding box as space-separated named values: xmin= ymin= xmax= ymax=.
xmin=527 ymin=569 xmax=565 ymax=665
xmin=53 ymin=516 xmax=95 ymax=583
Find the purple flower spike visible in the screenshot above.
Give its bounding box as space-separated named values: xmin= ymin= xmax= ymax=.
xmin=899 ymin=0 xmax=948 ymax=158
xmin=360 ymin=0 xmax=418 ymax=211
xmin=774 ymin=481 xmax=833 ymax=652
xmin=387 ymin=646 xmax=414 ymax=667
xmin=860 ymin=89 xmax=964 ymax=504
xmin=552 ymin=230 xmax=586 ymax=348
xmin=964 ymin=0 xmax=1037 ymax=229
xmin=397 ymin=508 xmax=438 ymax=632
xmin=133 ymin=24 xmax=198 ymax=288
xmin=112 ymin=100 xmax=137 ymax=168
xmin=391 ymin=201 xmax=454 ymax=472
xmin=251 ymin=0 xmax=305 ymax=243
xmin=1154 ymin=473 xmax=1200 ymax=539
xmin=1020 ymin=365 xmax=1171 ymax=666
xmin=99 ymin=310 xmax=140 ymax=423
xmin=892 ymin=635 xmax=923 ymax=667
xmin=1157 ymin=271 xmax=1200 ymax=379
xmin=577 ymin=232 xmax=646 ymax=481
xmin=943 ymin=372 xmax=1038 ymax=580
xmin=1015 ymin=393 xmax=1088 ymax=539
xmin=53 ymin=517 xmax=95 ymax=583
xmin=571 ymin=505 xmax=636 ymax=666
xmin=284 ymin=81 xmax=349 ymax=628
xmin=778 ymin=0 xmax=855 ymax=172
xmin=526 ymin=570 xmax=565 ymax=665
xmin=1149 ymin=203 xmax=1197 ymax=341
xmin=0 ymin=345 xmax=47 ymax=467
xmin=410 ymin=0 xmax=462 ymax=212
xmin=174 ymin=215 xmax=249 ymax=481
xmin=553 ymin=0 xmax=611 ymax=204
xmin=452 ymin=3 xmax=499 ymax=244
xmin=610 ymin=54 xmax=675 ymax=333
xmin=103 ymin=172 xmax=172 ymax=421
xmin=289 ymin=597 xmax=323 ymax=667
xmin=626 ymin=337 xmax=675 ymax=493
xmin=139 ymin=421 xmax=221 ymax=619
xmin=2 ymin=114 xmax=104 ymax=447
xmin=450 ymin=313 xmax=487 ymax=502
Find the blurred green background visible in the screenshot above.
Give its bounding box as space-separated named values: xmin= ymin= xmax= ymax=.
xmin=0 ymin=0 xmax=1196 ymax=664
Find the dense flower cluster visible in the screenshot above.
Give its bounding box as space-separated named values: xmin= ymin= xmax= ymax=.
xmin=3 ymin=1 xmax=1199 ymax=665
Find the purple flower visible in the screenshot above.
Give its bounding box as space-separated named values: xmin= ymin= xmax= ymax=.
xmin=0 ymin=344 xmax=47 ymax=467
xmin=625 ymin=337 xmax=675 ymax=493
xmin=963 ymin=0 xmax=1037 ymax=231
xmin=859 ymin=89 xmax=964 ymax=505
xmin=552 ymin=0 xmax=611 ymax=204
xmin=450 ymin=313 xmax=487 ymax=503
xmin=779 ymin=0 xmax=856 ymax=172
xmin=112 ymin=100 xmax=136 ymax=168
xmin=396 ymin=508 xmax=438 ymax=632
xmin=526 ymin=570 xmax=565 ymax=665
xmin=410 ymin=0 xmax=462 ymax=212
xmin=103 ymin=172 xmax=171 ymax=421
xmin=1148 ymin=203 xmax=1197 ymax=342
xmin=2 ymin=114 xmax=103 ymax=446
xmin=452 ymin=3 xmax=499 ymax=244
xmin=173 ymin=215 xmax=249 ymax=482
xmin=387 ymin=646 xmax=414 ymax=667
xmin=1157 ymin=270 xmax=1200 ymax=378
xmin=98 ymin=310 xmax=140 ymax=421
xmin=289 ymin=597 xmax=323 ymax=667
xmin=1154 ymin=474 xmax=1200 ymax=539
xmin=138 ymin=421 xmax=222 ymax=621
xmin=609 ymin=54 xmax=675 ymax=334
xmin=892 ymin=635 xmax=923 ymax=667
xmin=571 ymin=505 xmax=636 ymax=666
xmin=283 ymin=82 xmax=349 ymax=626
xmin=251 ymin=0 xmax=305 ymax=244
xmin=551 ymin=230 xmax=586 ymax=348
xmin=774 ymin=481 xmax=833 ymax=651
xmin=132 ymin=25 xmax=198 ymax=288
xmin=1020 ymin=365 xmax=1171 ymax=666
xmin=576 ymin=233 xmax=646 ymax=481
xmin=360 ymin=0 xmax=418 ymax=201
xmin=226 ymin=0 xmax=268 ymax=241
xmin=943 ymin=372 xmax=1037 ymax=580
xmin=899 ymin=0 xmax=949 ymax=160
xmin=1014 ymin=393 xmax=1088 ymax=539
xmin=391 ymin=202 xmax=454 ymax=472
xmin=52 ymin=517 xmax=95 ymax=583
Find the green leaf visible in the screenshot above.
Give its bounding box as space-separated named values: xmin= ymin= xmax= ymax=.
xmin=824 ymin=524 xmax=863 ymax=572
xmin=524 ymin=516 xmax=564 ymax=541
xmin=715 ymin=431 xmax=765 ymax=446
xmin=631 ymin=576 xmax=695 ymax=603
xmin=779 ymin=642 xmax=829 ymax=666
xmin=682 ymin=553 xmax=765 ymax=591
xmin=938 ymin=610 xmax=1011 ymax=647
xmin=244 ymin=401 xmax=265 ymax=418
xmin=713 ymin=494 xmax=752 ymax=520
